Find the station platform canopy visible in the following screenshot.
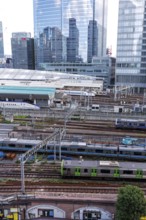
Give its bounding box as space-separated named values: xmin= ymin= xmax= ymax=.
xmin=0 ymin=68 xmax=103 ymax=92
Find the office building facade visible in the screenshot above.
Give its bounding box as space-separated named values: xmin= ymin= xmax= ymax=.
xmin=39 ymin=56 xmax=115 ymax=89
xmin=11 ymin=32 xmax=35 ymax=70
xmin=116 ymin=0 xmax=146 ymax=93
xmin=39 ymin=27 xmax=67 ymax=63
xmin=33 ymin=0 xmax=108 ymax=68
xmin=87 ymin=20 xmax=98 ymax=63
xmin=0 ymin=22 xmax=4 ymax=58
xmin=67 ymin=18 xmax=79 ymax=62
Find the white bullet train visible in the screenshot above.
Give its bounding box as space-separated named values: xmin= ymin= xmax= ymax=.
xmin=63 ymin=90 xmax=96 ymax=97
xmin=0 ymin=101 xmax=40 ymax=110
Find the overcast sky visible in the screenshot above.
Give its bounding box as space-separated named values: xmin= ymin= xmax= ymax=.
xmin=0 ymin=0 xmax=119 ymax=57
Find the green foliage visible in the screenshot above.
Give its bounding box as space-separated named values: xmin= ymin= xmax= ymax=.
xmin=115 ymin=185 xmax=146 ymax=220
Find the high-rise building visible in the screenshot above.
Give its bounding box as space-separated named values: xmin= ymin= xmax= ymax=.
xmin=67 ymin=18 xmax=79 ymax=62
xmin=33 ymin=0 xmax=108 ymax=68
xmin=11 ymin=32 xmax=35 ymax=70
xmin=87 ymin=20 xmax=98 ymax=63
xmin=116 ymin=0 xmax=146 ymax=93
xmin=0 ymin=22 xmax=4 ymax=58
xmin=39 ymin=27 xmax=67 ymax=63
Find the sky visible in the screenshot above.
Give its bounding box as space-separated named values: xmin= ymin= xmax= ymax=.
xmin=0 ymin=0 xmax=119 ymax=57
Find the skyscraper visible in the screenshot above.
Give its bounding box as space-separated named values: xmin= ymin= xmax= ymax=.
xmin=0 ymin=22 xmax=4 ymax=58
xmin=67 ymin=18 xmax=79 ymax=62
xmin=39 ymin=27 xmax=67 ymax=63
xmin=11 ymin=32 xmax=35 ymax=70
xmin=87 ymin=20 xmax=98 ymax=63
xmin=33 ymin=0 xmax=108 ymax=68
xmin=116 ymin=0 xmax=146 ymax=93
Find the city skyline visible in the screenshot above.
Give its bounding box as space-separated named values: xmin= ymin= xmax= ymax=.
xmin=33 ymin=0 xmax=108 ymax=66
xmin=0 ymin=0 xmax=119 ymax=57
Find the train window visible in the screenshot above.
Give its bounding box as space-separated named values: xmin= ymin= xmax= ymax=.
xmin=95 ymin=150 xmax=103 ymax=153
xmin=119 ymin=151 xmax=123 ymax=154
xmin=134 ymin=152 xmax=142 ymax=156
xmin=77 ymin=148 xmax=85 ymax=152
xmin=139 ymin=123 xmax=145 ymax=126
xmin=62 ymin=147 xmax=67 ymax=151
xmin=123 ymin=170 xmax=133 ymax=174
xmin=25 ymin=145 xmax=32 ymax=148
xmin=84 ymin=169 xmax=88 ymax=173
xmin=100 ymin=169 xmax=110 ymax=174
xmin=67 ymin=168 xmax=70 ymax=172
xmin=8 ymin=144 xmax=15 ymax=147
xmin=63 ymin=168 xmax=66 ymax=171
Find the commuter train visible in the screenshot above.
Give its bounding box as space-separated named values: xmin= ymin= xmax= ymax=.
xmin=0 ymin=101 xmax=40 ymax=110
xmin=61 ymin=160 xmax=146 ymax=180
xmin=1 ymin=138 xmax=146 ymax=161
xmin=115 ymin=118 xmax=146 ymax=130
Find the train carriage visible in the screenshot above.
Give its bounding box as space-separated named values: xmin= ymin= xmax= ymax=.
xmin=0 ymin=138 xmax=146 ymax=161
xmin=115 ymin=118 xmax=146 ymax=130
xmin=61 ymin=160 xmax=146 ymax=180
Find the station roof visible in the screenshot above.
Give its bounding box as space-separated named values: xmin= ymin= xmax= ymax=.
xmin=0 ymin=85 xmax=56 ymax=95
xmin=0 ymin=69 xmax=103 ymax=92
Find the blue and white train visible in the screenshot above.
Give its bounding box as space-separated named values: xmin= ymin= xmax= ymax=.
xmin=63 ymin=90 xmax=96 ymax=97
xmin=115 ymin=118 xmax=146 ymax=130
xmin=1 ymin=139 xmax=146 ymax=161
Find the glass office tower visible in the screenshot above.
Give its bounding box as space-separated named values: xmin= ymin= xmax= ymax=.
xmin=116 ymin=0 xmax=146 ymax=93
xmin=33 ymin=0 xmax=108 ymax=68
xmin=0 ymin=22 xmax=4 ymax=58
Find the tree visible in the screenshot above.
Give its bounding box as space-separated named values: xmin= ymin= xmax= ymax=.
xmin=115 ymin=185 xmax=146 ymax=220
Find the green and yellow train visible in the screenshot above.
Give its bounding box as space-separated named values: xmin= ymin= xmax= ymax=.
xmin=61 ymin=160 xmax=145 ymax=180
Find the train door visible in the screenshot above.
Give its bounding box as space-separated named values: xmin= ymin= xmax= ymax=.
xmin=136 ymin=169 xmax=143 ymax=179
xmin=91 ymin=168 xmax=97 ymax=177
xmin=75 ymin=167 xmax=81 ymax=176
xmin=113 ymin=169 xmax=120 ymax=178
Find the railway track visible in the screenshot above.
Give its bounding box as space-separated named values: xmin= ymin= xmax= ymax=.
xmin=0 ymin=163 xmax=61 ymax=179
xmin=13 ymin=121 xmax=146 ymax=135
xmin=0 ymin=183 xmax=146 ymax=194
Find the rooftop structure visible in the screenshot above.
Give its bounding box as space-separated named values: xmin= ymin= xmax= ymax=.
xmin=0 ymin=68 xmax=103 ymax=107
xmin=0 ymin=68 xmax=103 ymax=90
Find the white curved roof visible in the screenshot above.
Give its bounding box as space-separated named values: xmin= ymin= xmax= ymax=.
xmin=0 ymin=68 xmax=103 ymax=90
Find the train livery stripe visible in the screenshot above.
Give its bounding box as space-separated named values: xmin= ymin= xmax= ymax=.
xmin=113 ymin=168 xmax=120 ymax=177
xmin=136 ymin=169 xmax=143 ymax=179
xmin=61 ymin=160 xmax=64 ymax=176
xmin=75 ymin=167 xmax=81 ymax=176
xmin=91 ymin=168 xmax=97 ymax=177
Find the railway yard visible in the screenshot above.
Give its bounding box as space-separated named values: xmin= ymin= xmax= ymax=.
xmin=0 ymin=92 xmax=146 ymax=219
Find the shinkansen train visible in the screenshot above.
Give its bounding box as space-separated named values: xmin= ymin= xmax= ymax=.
xmin=63 ymin=90 xmax=95 ymax=97
xmin=61 ymin=160 xmax=146 ymax=180
xmin=115 ymin=118 xmax=146 ymax=130
xmin=0 ymin=101 xmax=40 ymax=110
xmin=1 ymin=138 xmax=146 ymax=161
